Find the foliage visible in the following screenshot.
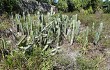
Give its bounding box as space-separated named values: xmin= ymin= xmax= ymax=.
xmin=56 ymin=0 xmax=68 ymax=12
xmin=67 ymin=0 xmax=103 ymax=13
xmin=103 ymin=0 xmax=110 ymax=13
xmin=3 ymin=46 xmax=53 ymax=70
xmin=0 ymin=0 xmax=105 ymax=14
xmin=0 ymin=0 xmax=20 ymax=14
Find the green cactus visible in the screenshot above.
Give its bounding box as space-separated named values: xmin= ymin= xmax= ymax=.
xmin=70 ymin=20 xmax=75 ymax=45
xmin=11 ymin=12 xmax=104 ymax=53
xmin=75 ymin=20 xmax=81 ymax=36
xmin=94 ymin=23 xmax=103 ymax=45
xmin=83 ymin=26 xmax=89 ymax=47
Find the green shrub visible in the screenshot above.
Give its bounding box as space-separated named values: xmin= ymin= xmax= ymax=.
xmin=56 ymin=0 xmax=68 ymax=12
xmin=0 ymin=0 xmax=20 ymax=14
xmin=3 ymin=47 xmax=53 ymax=70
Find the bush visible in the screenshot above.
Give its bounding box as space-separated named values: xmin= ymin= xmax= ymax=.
xmin=0 ymin=0 xmax=20 ymax=14
xmin=3 ymin=47 xmax=53 ymax=70
xmin=56 ymin=0 xmax=68 ymax=12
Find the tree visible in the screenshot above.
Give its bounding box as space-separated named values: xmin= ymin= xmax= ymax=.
xmin=56 ymin=0 xmax=68 ymax=12
xmin=67 ymin=0 xmax=75 ymax=12
xmin=103 ymin=0 xmax=110 ymax=13
xmin=74 ymin=0 xmax=103 ymax=13
xmin=90 ymin=0 xmax=103 ymax=13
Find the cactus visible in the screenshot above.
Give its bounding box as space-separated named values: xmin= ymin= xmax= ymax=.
xmin=75 ymin=20 xmax=81 ymax=36
xmin=70 ymin=20 xmax=75 ymax=45
xmin=57 ymin=23 xmax=61 ymax=46
xmin=98 ymin=23 xmax=103 ymax=35
xmin=94 ymin=23 xmax=103 ymax=45
xmin=83 ymin=26 xmax=89 ymax=47
xmin=1 ymin=38 xmax=6 ymax=49
xmin=9 ymin=12 xmax=103 ymax=53
xmin=92 ymin=23 xmax=95 ymax=30
xmin=94 ymin=32 xmax=100 ymax=45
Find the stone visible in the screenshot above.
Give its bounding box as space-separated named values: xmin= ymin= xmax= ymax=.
xmin=17 ymin=0 xmax=57 ymax=15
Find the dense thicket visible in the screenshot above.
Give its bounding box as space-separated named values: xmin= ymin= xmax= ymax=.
xmin=0 ymin=0 xmax=20 ymax=14
xmin=0 ymin=0 xmax=110 ymax=14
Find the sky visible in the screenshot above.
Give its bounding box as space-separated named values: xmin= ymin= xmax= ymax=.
xmin=103 ymin=0 xmax=110 ymax=1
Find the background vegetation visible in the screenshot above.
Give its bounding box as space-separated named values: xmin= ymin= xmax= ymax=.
xmin=0 ymin=0 xmax=110 ymax=14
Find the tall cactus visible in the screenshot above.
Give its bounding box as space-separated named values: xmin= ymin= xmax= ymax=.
xmin=11 ymin=12 xmax=103 ymax=53
xmin=70 ymin=20 xmax=75 ymax=45
xmin=83 ymin=26 xmax=89 ymax=47
xmin=94 ymin=23 xmax=103 ymax=45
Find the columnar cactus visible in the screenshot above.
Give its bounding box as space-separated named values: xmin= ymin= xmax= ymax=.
xmin=94 ymin=23 xmax=103 ymax=45
xmin=10 ymin=12 xmax=103 ymax=52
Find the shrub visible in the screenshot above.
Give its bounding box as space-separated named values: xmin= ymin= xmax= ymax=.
xmin=3 ymin=47 xmax=53 ymax=70
xmin=56 ymin=0 xmax=68 ymax=12
xmin=0 ymin=0 xmax=20 ymax=14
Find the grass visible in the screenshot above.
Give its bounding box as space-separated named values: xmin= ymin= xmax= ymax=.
xmin=76 ymin=55 xmax=103 ymax=70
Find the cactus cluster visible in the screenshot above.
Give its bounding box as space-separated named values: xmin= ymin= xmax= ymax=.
xmin=6 ymin=11 xmax=103 ymax=52
xmin=10 ymin=13 xmax=81 ymax=51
